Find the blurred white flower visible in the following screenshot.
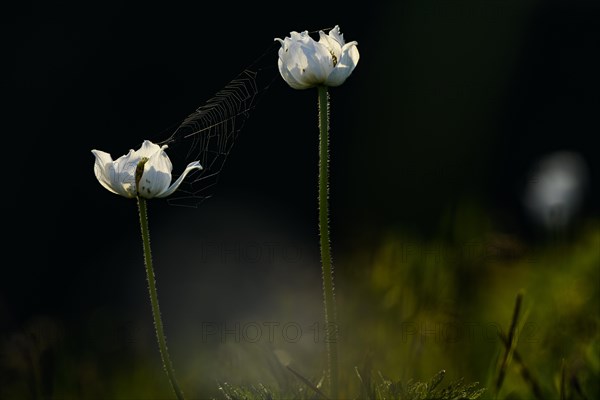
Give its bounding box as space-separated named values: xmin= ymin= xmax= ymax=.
xmin=275 ymin=25 xmax=359 ymax=89
xmin=523 ymin=151 xmax=589 ymax=230
xmin=92 ymin=140 xmax=202 ymax=199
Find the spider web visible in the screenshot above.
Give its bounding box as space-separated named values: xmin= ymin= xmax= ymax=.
xmin=155 ymin=43 xmax=279 ymax=207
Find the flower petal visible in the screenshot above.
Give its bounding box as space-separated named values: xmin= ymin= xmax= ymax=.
xmin=156 ymin=161 xmax=203 ymax=198
xmin=92 ymin=150 xmax=120 ymax=195
xmin=319 ymin=28 xmax=343 ymax=61
xmin=325 ymin=41 xmax=359 ymax=87
xmin=303 ymin=41 xmax=333 ymax=83
xmin=283 ymin=41 xmax=312 ymax=83
xmin=91 ymin=149 xmax=135 ymax=198
xmin=139 ymin=146 xmax=173 ymax=198
xmin=276 ymin=49 xmax=308 ymax=89
xmin=276 ymin=36 xmax=308 ymax=85
xmin=340 ymin=41 xmax=360 ymax=67
xmin=113 ymin=149 xmax=138 ymax=197
xmin=276 ymin=30 xmax=333 ymax=89
xmin=329 ymin=26 xmax=345 ymax=45
xmin=134 ymin=140 xmax=162 ymax=159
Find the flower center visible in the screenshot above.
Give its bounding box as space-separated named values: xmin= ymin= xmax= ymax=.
xmin=330 ymin=51 xmax=338 ymax=67
xmin=135 ymin=157 xmax=149 ymax=195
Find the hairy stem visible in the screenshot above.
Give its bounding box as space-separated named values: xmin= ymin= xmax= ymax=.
xmin=318 ymin=85 xmax=339 ymax=399
xmin=137 ymin=197 xmax=185 ymax=400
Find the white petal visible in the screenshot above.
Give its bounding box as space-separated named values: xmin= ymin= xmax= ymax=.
xmin=113 ymin=149 xmax=138 ymax=197
xmin=304 ymin=41 xmax=333 ymax=83
xmin=340 ymin=41 xmax=360 ymax=67
xmin=328 ymin=26 xmax=345 ymax=46
xmin=277 ymin=58 xmax=310 ymax=89
xmin=134 ymin=140 xmax=162 ymax=159
xmin=282 ymin=41 xmax=314 ymax=87
xmin=285 ymin=45 xmax=309 ymax=83
xmin=291 ymin=30 xmax=311 ymax=43
xmin=139 ymin=146 xmax=173 ymax=198
xmin=326 ymin=41 xmax=359 ymax=87
xmin=290 ymin=41 xmax=332 ymax=87
xmin=276 ymin=39 xmax=311 ymax=89
xmin=275 ymin=37 xmax=286 ymax=51
xmin=318 ymin=29 xmax=343 ymax=61
xmin=91 ymin=149 xmax=135 ymax=198
xmin=276 ymin=30 xmax=335 ymax=89
xmin=157 ymin=161 xmax=203 ymax=198
xmin=92 ymin=150 xmax=119 ymax=195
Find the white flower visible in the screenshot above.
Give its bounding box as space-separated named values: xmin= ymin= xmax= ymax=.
xmin=275 ymin=25 xmax=359 ymax=89
xmin=523 ymin=151 xmax=589 ymax=230
xmin=92 ymin=140 xmax=202 ymax=199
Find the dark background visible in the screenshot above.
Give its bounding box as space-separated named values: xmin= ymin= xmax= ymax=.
xmin=2 ymin=0 xmax=599 ymax=394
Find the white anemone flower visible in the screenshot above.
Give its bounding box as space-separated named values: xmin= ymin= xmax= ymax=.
xmin=92 ymin=140 xmax=202 ymax=199
xmin=275 ymin=25 xmax=359 ymax=89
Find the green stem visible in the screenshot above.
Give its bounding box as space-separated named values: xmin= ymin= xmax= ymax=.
xmin=318 ymin=85 xmax=339 ymax=399
xmin=137 ymin=197 xmax=185 ymax=400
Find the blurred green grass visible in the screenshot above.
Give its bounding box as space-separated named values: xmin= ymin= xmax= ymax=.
xmin=1 ymin=211 xmax=598 ymax=399
xmin=335 ymin=213 xmax=599 ymax=399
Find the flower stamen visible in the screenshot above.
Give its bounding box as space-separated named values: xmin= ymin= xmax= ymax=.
xmin=135 ymin=157 xmax=149 ymax=194
xmin=330 ymin=51 xmax=338 ymax=67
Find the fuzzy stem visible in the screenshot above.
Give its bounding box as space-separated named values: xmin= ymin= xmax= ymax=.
xmin=318 ymin=85 xmax=339 ymax=399
xmin=137 ymin=197 xmax=185 ymax=400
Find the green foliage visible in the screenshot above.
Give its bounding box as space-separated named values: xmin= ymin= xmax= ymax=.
xmin=1 ymin=205 xmax=597 ymax=400
xmin=336 ymin=214 xmax=600 ymax=400
xmin=365 ymin=370 xmax=485 ymax=400
xmin=219 ymin=382 xmax=278 ymax=400
xmin=218 ymin=369 xmax=485 ymax=400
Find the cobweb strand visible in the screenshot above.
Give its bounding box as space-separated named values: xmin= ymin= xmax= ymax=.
xmin=157 ymin=44 xmax=278 ymax=207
